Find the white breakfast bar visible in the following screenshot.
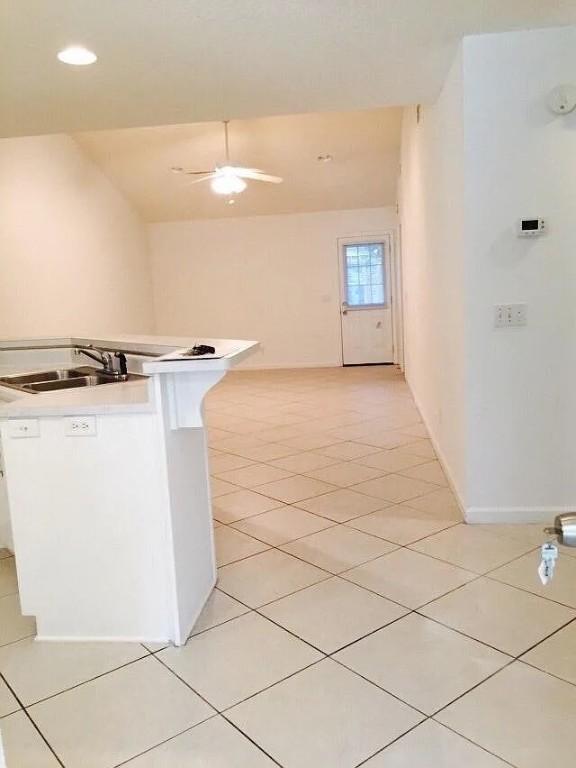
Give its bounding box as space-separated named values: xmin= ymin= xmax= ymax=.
xmin=0 ymin=335 xmax=257 ymax=645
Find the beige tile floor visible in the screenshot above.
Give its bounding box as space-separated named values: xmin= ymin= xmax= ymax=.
xmin=1 ymin=365 xmax=575 ymax=767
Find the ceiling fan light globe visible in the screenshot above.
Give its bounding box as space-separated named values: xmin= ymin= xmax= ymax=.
xmin=210 ymin=174 xmax=247 ymax=195
xmin=57 ymin=45 xmax=98 ymax=65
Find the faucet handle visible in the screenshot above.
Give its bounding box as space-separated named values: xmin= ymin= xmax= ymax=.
xmin=114 ymin=352 xmax=128 ymax=376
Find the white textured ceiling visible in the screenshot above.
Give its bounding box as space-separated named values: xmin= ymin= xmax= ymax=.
xmin=2 ymin=1 xmax=576 ymax=137
xmin=74 ymin=108 xmax=402 ymax=221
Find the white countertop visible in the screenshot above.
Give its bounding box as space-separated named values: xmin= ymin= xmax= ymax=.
xmin=0 ymin=335 xmax=258 ymax=418
xmin=0 ymin=334 xmax=256 ymax=363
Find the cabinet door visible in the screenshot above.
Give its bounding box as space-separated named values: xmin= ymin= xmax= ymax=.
xmin=0 ymin=442 xmax=12 ymax=551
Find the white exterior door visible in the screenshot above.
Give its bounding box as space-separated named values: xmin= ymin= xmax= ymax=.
xmin=339 ymin=236 xmax=394 ymax=365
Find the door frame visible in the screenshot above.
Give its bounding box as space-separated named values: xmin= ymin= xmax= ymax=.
xmin=336 ymin=230 xmax=403 ymax=367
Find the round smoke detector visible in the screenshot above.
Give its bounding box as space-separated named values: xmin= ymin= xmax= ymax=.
xmin=548 ymin=84 xmax=576 ymax=115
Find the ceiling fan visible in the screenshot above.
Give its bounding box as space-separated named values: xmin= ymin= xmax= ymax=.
xmin=171 ymin=121 xmax=283 ymax=196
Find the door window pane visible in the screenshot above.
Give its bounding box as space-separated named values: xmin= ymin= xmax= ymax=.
xmin=371 ymin=284 xmax=385 ymax=304
xmin=346 ymin=247 xmax=358 ymax=266
xmin=344 ymin=243 xmax=386 ymax=307
xmin=370 ymin=246 xmax=382 ymax=263
xmin=347 ymin=285 xmax=362 ymax=305
xmin=358 ymin=249 xmax=370 ymax=266
xmin=358 ymin=267 xmax=370 ymax=285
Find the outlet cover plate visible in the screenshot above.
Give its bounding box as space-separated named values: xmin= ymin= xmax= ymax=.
xmin=494 ymin=304 xmax=527 ymax=328
xmin=65 ymin=416 xmax=97 ymax=436
xmin=8 ymin=420 xmax=40 ymax=438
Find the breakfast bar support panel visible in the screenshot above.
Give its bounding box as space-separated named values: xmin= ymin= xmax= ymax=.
xmin=1 ymin=376 xmax=221 ymax=644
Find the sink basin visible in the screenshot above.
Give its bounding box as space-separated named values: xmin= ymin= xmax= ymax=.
xmin=0 ymin=366 xmax=147 ymax=394
xmin=1 ymin=368 xmax=87 ymax=385
xmin=21 ymin=376 xmax=102 ymax=392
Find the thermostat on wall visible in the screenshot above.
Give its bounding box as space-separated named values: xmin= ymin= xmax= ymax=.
xmin=517 ymin=218 xmax=546 ymax=237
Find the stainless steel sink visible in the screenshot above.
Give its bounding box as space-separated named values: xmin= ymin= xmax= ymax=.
xmin=2 ymin=369 xmax=87 ymax=385
xmin=21 ymin=376 xmax=102 ymax=392
xmin=0 ymin=366 xmax=147 ymax=394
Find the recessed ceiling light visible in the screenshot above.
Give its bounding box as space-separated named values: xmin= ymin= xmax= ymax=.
xmin=317 ymin=154 xmax=333 ymax=163
xmin=57 ymin=46 xmax=98 ymax=66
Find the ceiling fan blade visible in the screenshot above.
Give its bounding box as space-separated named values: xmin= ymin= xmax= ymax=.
xmin=228 ymin=167 xmax=265 ymax=175
xmin=184 ymin=173 xmax=217 ymax=186
xmin=171 ymin=166 xmax=215 ymax=175
xmin=236 ymin=170 xmax=283 ymax=184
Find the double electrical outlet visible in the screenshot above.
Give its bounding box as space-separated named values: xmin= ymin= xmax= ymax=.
xmin=65 ymin=416 xmax=96 ymax=436
xmin=494 ymin=304 xmax=527 ymax=328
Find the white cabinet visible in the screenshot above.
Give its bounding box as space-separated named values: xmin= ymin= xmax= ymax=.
xmin=0 ymin=335 xmax=258 ymax=641
xmin=0 ymin=440 xmax=12 ymax=551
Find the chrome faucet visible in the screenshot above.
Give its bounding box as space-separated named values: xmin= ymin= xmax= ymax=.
xmin=76 ymin=346 xmax=127 ymax=378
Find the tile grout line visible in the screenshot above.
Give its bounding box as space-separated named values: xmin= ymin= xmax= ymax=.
xmin=109 ymin=715 xmax=221 ymax=768
xmin=154 ymin=646 xmax=325 ymax=723
xmin=514 ymin=614 xmax=576 ymax=665
xmin=0 ymin=631 xmax=37 ymax=651
xmin=483 ymin=569 xmax=576 ymax=611
xmin=517 ymin=650 xmax=576 ymax=690
xmin=352 ymin=719 xmax=426 ymax=768
xmin=431 ymin=719 xmax=519 ymax=768
xmin=12 ymin=649 xmax=151 ymax=709
xmin=352 ymin=710 xmax=518 ymax=768
xmin=0 ymin=671 xmax=66 ymax=767
xmin=219 ymin=714 xmax=285 ymax=767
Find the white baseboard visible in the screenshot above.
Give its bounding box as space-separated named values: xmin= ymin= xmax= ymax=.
xmin=465 ymin=507 xmax=572 ymax=525
xmin=238 ymin=360 xmax=341 ymax=371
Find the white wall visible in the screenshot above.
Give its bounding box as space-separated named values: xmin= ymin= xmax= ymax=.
xmin=401 ymin=26 xmax=576 ymax=521
xmin=399 ymin=50 xmax=468 ymax=504
xmin=462 ymin=26 xmax=576 ymax=520
xmin=0 ymin=135 xmax=154 ymax=336
xmin=149 ymin=208 xmax=397 ymax=368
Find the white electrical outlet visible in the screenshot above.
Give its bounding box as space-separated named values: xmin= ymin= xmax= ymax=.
xmin=65 ymin=416 xmax=96 ymax=436
xmin=8 ymin=419 xmax=40 ymax=438
xmin=494 ymin=304 xmax=527 ymax=328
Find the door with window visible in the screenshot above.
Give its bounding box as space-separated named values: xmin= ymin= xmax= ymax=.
xmin=339 ymin=236 xmax=394 ymax=365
